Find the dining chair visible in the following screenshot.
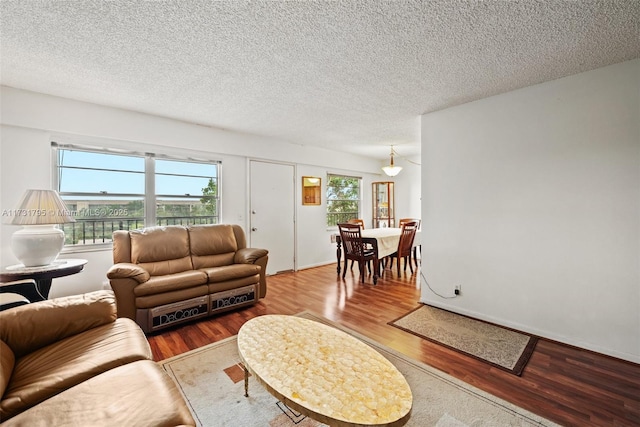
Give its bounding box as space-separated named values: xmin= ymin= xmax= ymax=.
xmin=347 ymin=218 xmax=365 ymax=229
xmin=387 ymin=221 xmax=418 ymax=276
xmin=399 ymin=218 xmax=420 ymax=229
xmin=338 ymin=223 xmax=376 ymax=283
xmin=346 ymin=218 xmax=366 ymax=270
xmin=399 ymin=218 xmax=421 ymax=269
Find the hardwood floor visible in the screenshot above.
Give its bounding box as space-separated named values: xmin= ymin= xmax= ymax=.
xmin=147 ymin=264 xmax=640 ymax=427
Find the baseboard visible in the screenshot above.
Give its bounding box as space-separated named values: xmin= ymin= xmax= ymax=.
xmin=296 ymin=261 xmax=336 ymax=270
xmin=420 ymin=297 xmax=640 ymax=365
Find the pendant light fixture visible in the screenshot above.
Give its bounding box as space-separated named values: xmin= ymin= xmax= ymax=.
xmin=382 ymin=145 xmax=402 ymax=177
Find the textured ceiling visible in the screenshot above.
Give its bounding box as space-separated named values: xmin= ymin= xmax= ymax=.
xmin=1 ymin=1 xmax=638 ymax=159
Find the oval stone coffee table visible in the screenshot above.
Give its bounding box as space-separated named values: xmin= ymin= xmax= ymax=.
xmin=237 ymin=315 xmax=412 ymax=427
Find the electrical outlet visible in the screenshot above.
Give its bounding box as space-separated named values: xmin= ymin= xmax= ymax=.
xmin=454 ymin=285 xmax=461 ymax=296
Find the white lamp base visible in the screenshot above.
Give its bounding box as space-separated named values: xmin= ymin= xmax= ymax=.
xmin=11 ymin=225 xmax=65 ymax=267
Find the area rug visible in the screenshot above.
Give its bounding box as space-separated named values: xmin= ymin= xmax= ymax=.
xmin=390 ymin=305 xmax=538 ymax=376
xmin=160 ymin=312 xmax=557 ymax=427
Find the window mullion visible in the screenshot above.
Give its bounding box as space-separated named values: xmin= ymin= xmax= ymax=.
xmin=54 ymin=144 xmax=220 ymax=248
xmin=145 ymin=156 xmax=156 ymax=227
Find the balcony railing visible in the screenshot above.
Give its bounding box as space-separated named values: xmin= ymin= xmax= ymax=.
xmin=61 ymin=216 xmax=217 ymax=245
xmin=327 ymin=212 xmax=359 ymax=227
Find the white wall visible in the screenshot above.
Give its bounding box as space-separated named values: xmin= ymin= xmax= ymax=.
xmin=1 ymin=87 xmax=396 ymax=297
xmin=391 ymin=154 xmax=422 ymax=222
xmin=420 ymin=59 xmax=639 ymax=363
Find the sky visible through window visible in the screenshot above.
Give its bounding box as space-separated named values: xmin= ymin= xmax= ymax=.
xmin=54 ymin=149 xmax=220 ymax=245
xmin=58 ymin=150 xmax=217 ymax=200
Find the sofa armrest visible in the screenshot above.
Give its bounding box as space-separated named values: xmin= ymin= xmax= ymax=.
xmin=234 ymin=248 xmax=268 ymax=265
xmin=107 ymin=263 xmax=150 ymax=321
xmin=0 ymin=290 xmax=117 ymax=358
xmin=107 ymin=263 xmax=150 ymax=283
xmin=235 ymin=248 xmax=269 ymax=298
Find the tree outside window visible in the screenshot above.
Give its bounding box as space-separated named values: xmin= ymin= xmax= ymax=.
xmin=326 ymin=174 xmax=361 ymax=227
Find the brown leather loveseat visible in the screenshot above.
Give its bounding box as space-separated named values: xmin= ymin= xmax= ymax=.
xmin=107 ymin=224 xmax=268 ymax=333
xmin=0 ymin=290 xmax=195 ymax=426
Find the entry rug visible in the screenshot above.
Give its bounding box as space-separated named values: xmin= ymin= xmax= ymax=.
xmin=390 ymin=305 xmax=538 ymax=375
xmin=160 ymin=312 xmax=557 ymax=426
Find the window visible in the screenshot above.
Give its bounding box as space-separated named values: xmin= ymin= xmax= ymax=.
xmin=326 ymin=174 xmax=361 ymax=227
xmin=54 ymin=144 xmax=220 ymax=246
xmin=155 ymin=158 xmax=219 ymax=226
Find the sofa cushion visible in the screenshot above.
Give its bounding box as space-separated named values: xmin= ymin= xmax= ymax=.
xmin=0 ymin=290 xmax=116 ymax=359
xmin=130 ymin=226 xmax=193 ymax=276
xmin=189 ymin=224 xmax=238 ymax=269
xmin=136 ymin=285 xmax=209 ymax=309
xmin=0 ymin=318 xmax=151 ymax=421
xmin=112 ymin=229 xmax=132 ymax=264
xmin=133 ymin=270 xmax=208 ymax=297
xmin=200 ymin=263 xmax=262 ymax=283
xmin=0 ymin=360 xmax=195 ymax=427
xmin=208 ymin=276 xmax=261 ymax=295
xmin=0 ymin=340 xmax=14 ymax=399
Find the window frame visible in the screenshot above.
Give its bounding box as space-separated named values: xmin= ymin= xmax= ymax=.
xmin=325 ymin=173 xmax=362 ymax=228
xmin=52 ymin=143 xmax=221 ymax=251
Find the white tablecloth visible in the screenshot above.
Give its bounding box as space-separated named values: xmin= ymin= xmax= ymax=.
xmin=361 ymin=228 xmax=421 ymax=259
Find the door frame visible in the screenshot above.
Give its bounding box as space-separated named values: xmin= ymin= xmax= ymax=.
xmin=247 ymin=158 xmax=297 ymax=273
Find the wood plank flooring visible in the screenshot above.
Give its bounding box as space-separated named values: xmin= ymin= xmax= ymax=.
xmin=147 ymin=264 xmax=640 ymax=427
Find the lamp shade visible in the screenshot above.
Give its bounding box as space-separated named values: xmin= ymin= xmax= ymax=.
xmin=382 ymin=146 xmax=402 ymax=177
xmin=382 ymin=165 xmax=403 ymax=177
xmin=10 ymin=189 xmax=75 ymax=225
xmin=10 ymin=190 xmax=75 ymax=267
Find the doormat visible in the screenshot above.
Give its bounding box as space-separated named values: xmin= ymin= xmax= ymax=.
xmin=389 ymin=305 xmax=538 ymax=375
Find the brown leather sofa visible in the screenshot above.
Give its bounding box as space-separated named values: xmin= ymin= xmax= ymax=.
xmin=107 ymin=224 xmax=268 ymax=333
xmin=0 ymin=290 xmax=195 ymax=426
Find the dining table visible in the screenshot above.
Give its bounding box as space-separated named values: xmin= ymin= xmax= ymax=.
xmin=335 ymin=227 xmax=421 ymax=284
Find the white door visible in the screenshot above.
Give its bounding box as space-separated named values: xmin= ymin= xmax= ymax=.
xmin=249 ymin=160 xmax=295 ymax=275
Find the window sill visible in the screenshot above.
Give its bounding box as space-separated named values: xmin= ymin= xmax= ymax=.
xmin=61 ymin=243 xmax=112 ymax=254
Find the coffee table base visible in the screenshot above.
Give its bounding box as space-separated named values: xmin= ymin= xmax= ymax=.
xmin=242 ymin=363 xmax=249 ymax=397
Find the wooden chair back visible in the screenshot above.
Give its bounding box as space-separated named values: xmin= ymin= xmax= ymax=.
xmin=397 ymin=221 xmax=418 ymax=258
xmin=347 ymin=218 xmax=365 ymax=229
xmin=399 ymin=218 xmax=421 ymax=229
xmin=338 ymin=223 xmax=369 ymax=257
xmin=338 ymin=223 xmax=376 ymax=282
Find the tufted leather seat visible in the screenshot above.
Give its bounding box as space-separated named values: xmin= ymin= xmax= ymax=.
xmin=0 ymin=291 xmax=195 ymax=426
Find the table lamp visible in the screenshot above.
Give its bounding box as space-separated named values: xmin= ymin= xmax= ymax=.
xmin=10 ymin=189 xmax=76 ymax=267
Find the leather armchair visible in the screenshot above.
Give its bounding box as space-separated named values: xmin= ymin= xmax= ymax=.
xmin=0 ymin=290 xmax=195 ymax=426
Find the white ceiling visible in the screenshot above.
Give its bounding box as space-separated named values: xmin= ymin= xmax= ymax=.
xmin=1 ymin=1 xmax=638 ymax=160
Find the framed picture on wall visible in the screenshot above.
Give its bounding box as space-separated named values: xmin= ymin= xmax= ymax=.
xmin=302 ymin=176 xmax=321 ymax=205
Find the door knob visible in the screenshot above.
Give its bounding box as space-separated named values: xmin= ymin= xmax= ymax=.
xmin=252 ymin=227 xmax=258 ymax=231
